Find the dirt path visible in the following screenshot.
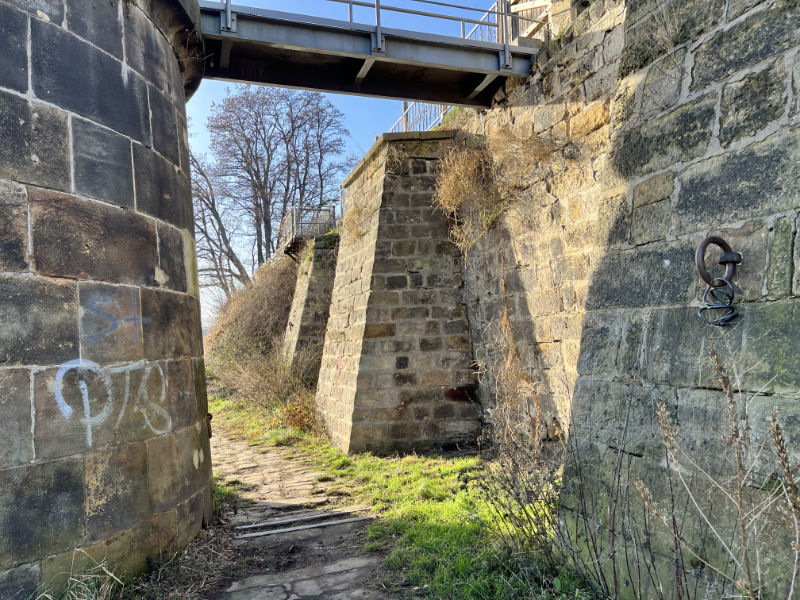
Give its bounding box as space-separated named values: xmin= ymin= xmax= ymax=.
xmin=210 ymin=433 xmax=393 ymax=600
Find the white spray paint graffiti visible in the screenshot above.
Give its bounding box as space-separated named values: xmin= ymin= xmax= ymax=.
xmin=54 ymin=359 xmax=172 ymax=447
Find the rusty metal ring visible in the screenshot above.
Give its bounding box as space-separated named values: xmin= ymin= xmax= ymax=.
xmin=695 ymin=236 xmax=739 ymax=288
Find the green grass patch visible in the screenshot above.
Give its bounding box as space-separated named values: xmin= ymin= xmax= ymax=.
xmin=209 ymin=395 xmax=590 ymax=599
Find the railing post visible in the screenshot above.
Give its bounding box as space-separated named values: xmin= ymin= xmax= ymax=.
xmin=501 ymin=0 xmax=511 ymax=68
xmin=374 ymin=0 xmax=384 ymax=51
xmin=402 ymin=101 xmax=409 ymax=132
xmin=348 ymin=0 xmax=353 ymax=22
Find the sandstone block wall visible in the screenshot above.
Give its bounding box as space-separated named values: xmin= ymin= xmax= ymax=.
xmin=0 ymin=1 xmax=211 ymax=595
xmin=284 ymin=233 xmax=339 ymax=375
xmin=448 ymin=0 xmax=800 ymax=593
xmin=315 ymin=132 xmax=481 ymax=453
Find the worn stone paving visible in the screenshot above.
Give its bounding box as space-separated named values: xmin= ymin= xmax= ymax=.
xmin=210 ymin=434 xmax=392 ymax=600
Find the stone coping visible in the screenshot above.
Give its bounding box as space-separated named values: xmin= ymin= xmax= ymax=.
xmin=341 ymin=130 xmax=458 ymax=189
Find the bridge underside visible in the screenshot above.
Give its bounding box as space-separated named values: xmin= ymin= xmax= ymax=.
xmin=198 ymin=2 xmax=540 ymax=106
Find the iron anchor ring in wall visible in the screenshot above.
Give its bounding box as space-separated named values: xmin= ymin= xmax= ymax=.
xmin=695 ymin=236 xmax=742 ymax=326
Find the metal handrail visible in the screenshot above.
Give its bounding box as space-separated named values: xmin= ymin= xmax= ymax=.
xmin=388 ymin=0 xmax=548 ymax=133
xmin=327 ymin=0 xmax=510 ymax=27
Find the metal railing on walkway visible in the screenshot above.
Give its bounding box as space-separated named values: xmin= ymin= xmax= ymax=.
xmin=276 ymin=204 xmax=338 ymax=252
xmin=387 ymin=0 xmax=549 ymax=132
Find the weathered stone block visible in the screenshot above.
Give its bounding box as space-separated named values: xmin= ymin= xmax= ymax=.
xmin=134 ymin=144 xmax=193 ymax=230
xmin=33 ymin=360 xmax=170 ymax=459
xmin=0 ymin=91 xmax=70 ymax=192
xmin=767 ymin=217 xmax=793 ymax=299
xmin=719 ymin=61 xmax=785 ymax=146
xmin=363 ymin=323 xmax=396 ymax=338
xmin=141 ymin=289 xmax=202 ymax=360
xmin=741 ymin=299 xmax=800 ymax=393
xmin=0 ymin=370 xmax=33 ymax=468
xmin=674 ymin=126 xmax=800 ymax=235
xmin=0 ymin=274 xmax=78 ymax=366
xmin=147 ymin=425 xmax=211 ymax=513
xmin=692 ymin=0 xmax=800 ymax=90
xmin=124 ymin=5 xmax=183 ymax=101
xmin=176 ymin=488 xmax=212 ymax=547
xmin=167 ymin=359 xmax=198 ymax=430
xmin=0 ymin=458 xmax=85 ymax=568
xmin=148 ymin=85 xmax=180 ymax=166
xmin=641 ymin=49 xmax=684 ymax=118
xmin=65 ymin=0 xmax=124 ymax=58
xmin=41 ymin=509 xmax=178 ymax=586
xmin=85 ymin=442 xmax=149 ymax=540
xmin=594 ymin=193 xmax=629 ymax=246
xmin=79 ymin=282 xmax=145 ymax=364
xmin=0 ymin=4 xmax=28 ymax=93
xmin=31 ymin=19 xmax=150 ymax=143
xmin=0 ymin=181 xmax=29 ymax=272
xmin=585 ymin=242 xmax=695 ymax=309
xmin=30 ymin=188 xmax=157 ymax=285
xmin=727 ymin=0 xmax=766 ymax=18
xmin=0 ymin=563 xmax=40 ymax=600
xmin=610 ymin=79 xmax=636 ymax=128
xmin=10 ymin=0 xmax=63 ymax=21
xmin=72 ymin=117 xmax=134 ymax=208
xmin=157 ymin=222 xmax=188 ymax=292
xmin=633 ymin=172 xmax=674 ymax=208
xmin=631 ymin=200 xmax=670 ymax=245
xmin=610 ymin=95 xmax=716 ymax=179
xmin=793 ymin=53 xmax=800 ymax=117
xmin=570 ymin=101 xmax=608 ymax=138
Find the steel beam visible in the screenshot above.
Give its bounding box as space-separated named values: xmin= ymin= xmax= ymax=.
xmin=198 ymin=0 xmax=540 ymax=106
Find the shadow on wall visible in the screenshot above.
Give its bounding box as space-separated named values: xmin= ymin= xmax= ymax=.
xmin=460 ymin=0 xmax=800 ymax=596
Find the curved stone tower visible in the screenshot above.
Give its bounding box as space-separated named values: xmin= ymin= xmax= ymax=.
xmin=0 ymin=0 xmax=211 ymax=595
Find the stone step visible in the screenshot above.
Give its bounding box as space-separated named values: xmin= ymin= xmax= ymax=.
xmin=235 ymin=506 xmax=371 ymax=532
xmin=235 ymin=515 xmax=374 ymax=540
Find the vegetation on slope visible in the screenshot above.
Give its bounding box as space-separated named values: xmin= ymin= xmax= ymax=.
xmin=209 ymin=395 xmax=590 ymax=600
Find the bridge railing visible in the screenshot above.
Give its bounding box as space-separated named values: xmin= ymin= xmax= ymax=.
xmin=221 ymin=0 xmax=543 ymax=54
xmin=387 ymin=0 xmax=547 ymax=133
xmin=276 ymin=204 xmax=338 ymax=251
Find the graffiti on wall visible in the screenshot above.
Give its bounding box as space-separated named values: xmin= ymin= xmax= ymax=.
xmin=52 ymin=292 xmax=170 ymax=447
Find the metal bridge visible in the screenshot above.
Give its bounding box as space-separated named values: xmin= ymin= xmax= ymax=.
xmin=198 ymin=0 xmax=545 ymax=106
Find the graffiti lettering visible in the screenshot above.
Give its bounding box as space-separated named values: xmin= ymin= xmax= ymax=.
xmin=54 ymin=359 xmax=171 ymax=447
xmin=84 ymin=290 xmax=151 ymax=343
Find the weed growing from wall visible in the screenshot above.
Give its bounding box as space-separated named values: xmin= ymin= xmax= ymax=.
xmin=433 ymin=129 xmax=557 ymax=256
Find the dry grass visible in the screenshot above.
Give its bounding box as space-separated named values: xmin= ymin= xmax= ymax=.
xmin=433 ymin=129 xmax=557 ymax=255
xmin=32 ymin=552 xmax=123 ymax=600
xmin=633 ymin=350 xmax=800 ymax=599
xmin=206 ymin=249 xmax=322 ymax=436
xmin=212 ymin=348 xmax=323 ymax=435
xmin=434 ymin=143 xmax=506 ymax=255
xmin=206 ymin=253 xmax=300 ymax=359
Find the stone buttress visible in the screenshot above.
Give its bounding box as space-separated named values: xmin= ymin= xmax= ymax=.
xmin=315 ymin=132 xmax=481 ymax=453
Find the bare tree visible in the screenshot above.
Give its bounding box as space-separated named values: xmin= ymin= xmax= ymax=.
xmin=205 ymin=86 xmax=349 ymax=265
xmin=191 ymin=152 xmax=252 ymax=300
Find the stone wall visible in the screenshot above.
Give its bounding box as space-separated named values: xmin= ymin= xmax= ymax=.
xmin=0 ymin=0 xmax=211 ymax=595
xmin=284 ymin=233 xmax=339 ymax=374
xmin=315 ymin=132 xmax=481 ymax=453
xmin=447 ymin=0 xmax=800 ymax=594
